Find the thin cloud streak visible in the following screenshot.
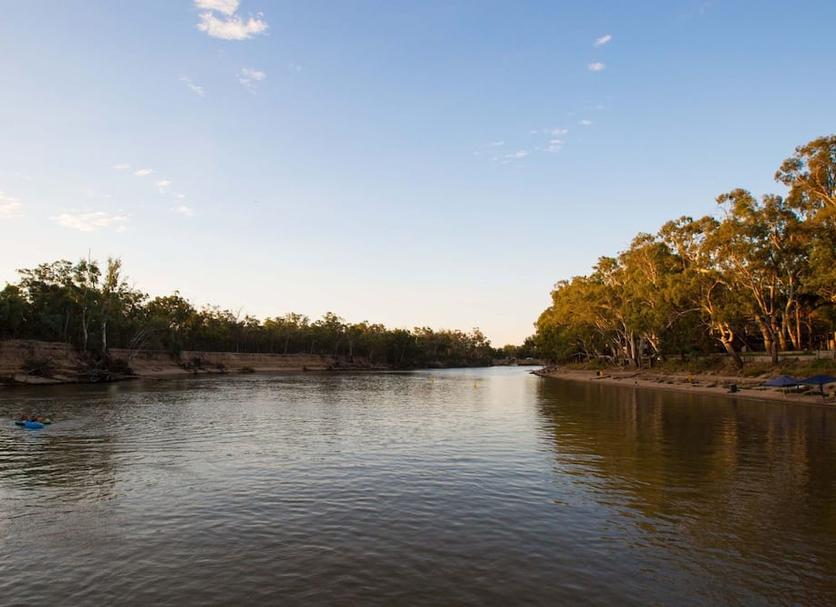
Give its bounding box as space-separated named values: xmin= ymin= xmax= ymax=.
xmin=172 ymin=205 xmax=195 ymax=217
xmin=238 ymin=67 xmax=266 ymax=93
xmin=180 ymin=76 xmax=205 ymax=97
xmin=194 ymin=0 xmax=239 ymax=15
xmin=0 ymin=192 xmax=23 ymax=217
xmin=51 ymin=210 xmax=128 ymax=232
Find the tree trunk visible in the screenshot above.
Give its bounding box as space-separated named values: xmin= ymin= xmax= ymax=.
xmin=776 ymin=321 xmax=788 ymax=352
xmin=754 ymin=317 xmax=779 ymax=365
xmin=718 ymin=323 xmax=744 ymax=370
xmin=633 ymin=335 xmax=641 ymax=368
xmin=81 ymin=306 xmax=88 ymax=352
xmin=793 ymin=305 xmax=803 ymax=351
xmin=101 ymin=318 xmax=108 ymax=353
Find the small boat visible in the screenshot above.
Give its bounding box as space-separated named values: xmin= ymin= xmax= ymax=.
xmin=14 ymin=419 xmax=51 ymax=429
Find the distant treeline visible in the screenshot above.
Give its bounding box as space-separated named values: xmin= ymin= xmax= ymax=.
xmin=535 ymin=135 xmax=836 ymax=368
xmin=0 ymin=259 xmax=511 ymax=368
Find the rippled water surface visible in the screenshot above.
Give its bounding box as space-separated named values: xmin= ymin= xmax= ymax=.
xmin=1 ymin=368 xmax=835 ymax=605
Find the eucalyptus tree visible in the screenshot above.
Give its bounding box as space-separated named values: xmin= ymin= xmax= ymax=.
xmin=776 ymin=135 xmax=836 ymax=220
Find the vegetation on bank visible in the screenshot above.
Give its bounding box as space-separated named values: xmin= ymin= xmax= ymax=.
xmin=0 ymin=259 xmax=503 ymax=370
xmin=535 ymin=135 xmax=836 ymax=369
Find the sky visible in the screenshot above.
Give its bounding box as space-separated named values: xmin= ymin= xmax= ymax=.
xmin=1 ymin=1 xmax=834 ymax=345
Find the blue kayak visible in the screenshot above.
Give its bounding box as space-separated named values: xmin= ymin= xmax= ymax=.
xmin=14 ymin=420 xmax=45 ymax=429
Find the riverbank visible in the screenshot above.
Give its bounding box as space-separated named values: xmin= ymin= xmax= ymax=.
xmin=534 ymin=367 xmax=836 ymax=405
xmin=0 ymin=339 xmax=511 ymax=386
xmin=0 ymin=339 xmax=387 ymax=386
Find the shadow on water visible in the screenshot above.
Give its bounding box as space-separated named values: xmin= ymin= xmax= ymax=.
xmin=534 ymin=378 xmax=836 ymax=604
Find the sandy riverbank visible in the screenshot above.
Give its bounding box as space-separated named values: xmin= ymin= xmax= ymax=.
xmin=0 ymin=340 xmax=386 ymax=386
xmin=535 ymin=367 xmax=836 ymax=406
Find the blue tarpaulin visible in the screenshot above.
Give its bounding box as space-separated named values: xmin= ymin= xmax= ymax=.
xmin=763 ymin=375 xmax=800 ymax=387
xmin=799 ymin=375 xmax=836 ymax=386
xmin=799 ymin=375 xmax=836 ymax=396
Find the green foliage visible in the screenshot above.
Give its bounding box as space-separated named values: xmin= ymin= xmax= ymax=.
xmin=0 ymin=259 xmax=499 ymax=369
xmin=536 ymin=135 xmax=836 ymax=366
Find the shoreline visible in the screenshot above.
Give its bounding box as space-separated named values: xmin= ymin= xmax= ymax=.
xmin=0 ymin=338 xmax=540 ymax=388
xmin=534 ymin=367 xmax=835 ymax=406
xmin=0 ymin=364 xmax=534 ymax=388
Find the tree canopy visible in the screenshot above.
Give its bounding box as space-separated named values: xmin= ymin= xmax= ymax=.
xmin=535 ymin=135 xmax=836 ymax=368
xmin=0 ymin=259 xmax=497 ymax=369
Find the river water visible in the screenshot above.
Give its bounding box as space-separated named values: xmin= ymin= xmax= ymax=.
xmin=1 ymin=367 xmax=834 ymax=605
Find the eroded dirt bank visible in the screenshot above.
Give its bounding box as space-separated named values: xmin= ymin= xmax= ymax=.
xmin=0 ymin=340 xmax=384 ymax=385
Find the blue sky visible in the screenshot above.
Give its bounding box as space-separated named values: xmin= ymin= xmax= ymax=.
xmin=1 ymin=1 xmax=834 ymax=345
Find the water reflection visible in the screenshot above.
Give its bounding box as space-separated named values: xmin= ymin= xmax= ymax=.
xmin=0 ymin=370 xmax=835 ymax=605
xmin=535 ymin=378 xmax=836 ymax=604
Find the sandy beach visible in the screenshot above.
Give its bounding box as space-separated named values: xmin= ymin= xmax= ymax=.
xmin=535 ymin=367 xmax=836 ymax=406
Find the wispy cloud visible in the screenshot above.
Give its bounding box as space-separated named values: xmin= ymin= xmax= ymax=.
xmin=594 ymin=34 xmax=612 ymax=47
xmin=134 ymin=168 xmax=153 ymax=177
xmin=195 ymin=0 xmax=239 ymax=15
xmin=195 ymin=1 xmax=268 ymax=41
xmin=113 ymin=163 xmax=131 ymax=171
xmin=172 ymin=205 xmax=195 ymax=217
xmin=156 ymin=179 xmax=172 ymax=193
xmin=82 ymin=188 xmax=112 ymax=200
xmin=0 ymin=192 xmax=23 ymax=217
xmin=532 ymin=128 xmax=569 ymax=153
xmin=288 ymin=62 xmax=303 ymax=72
xmin=503 ymin=150 xmax=529 ymax=161
xmin=197 ymin=13 xmax=268 ymax=40
xmin=588 ymin=62 xmax=606 ymax=72
xmin=238 ymin=67 xmax=266 ymax=93
xmin=51 ymin=210 xmax=128 ymax=232
xmin=474 ymin=140 xmax=506 ymax=156
xmin=579 ymin=119 xmax=592 ymax=126
xmin=180 ymin=76 xmax=205 ymax=97
xmin=680 ymin=1 xmax=712 ymax=19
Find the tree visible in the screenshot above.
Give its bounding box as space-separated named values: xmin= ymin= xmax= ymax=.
xmin=776 ymin=135 xmax=836 ymax=221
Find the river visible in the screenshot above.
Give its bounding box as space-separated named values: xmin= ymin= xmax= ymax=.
xmin=1 ymin=367 xmax=834 ymax=605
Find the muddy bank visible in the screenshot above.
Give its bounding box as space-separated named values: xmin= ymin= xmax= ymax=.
xmin=0 ymin=340 xmax=386 ymax=386
xmin=534 ymin=367 xmax=836 ymax=406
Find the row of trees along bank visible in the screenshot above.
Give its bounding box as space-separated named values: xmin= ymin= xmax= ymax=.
xmin=0 ymin=258 xmax=497 ymax=369
xmin=535 ymin=135 xmax=836 ymax=369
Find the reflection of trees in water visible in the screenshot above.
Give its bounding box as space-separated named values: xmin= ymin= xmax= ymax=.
xmin=535 ymin=379 xmax=836 ymax=602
